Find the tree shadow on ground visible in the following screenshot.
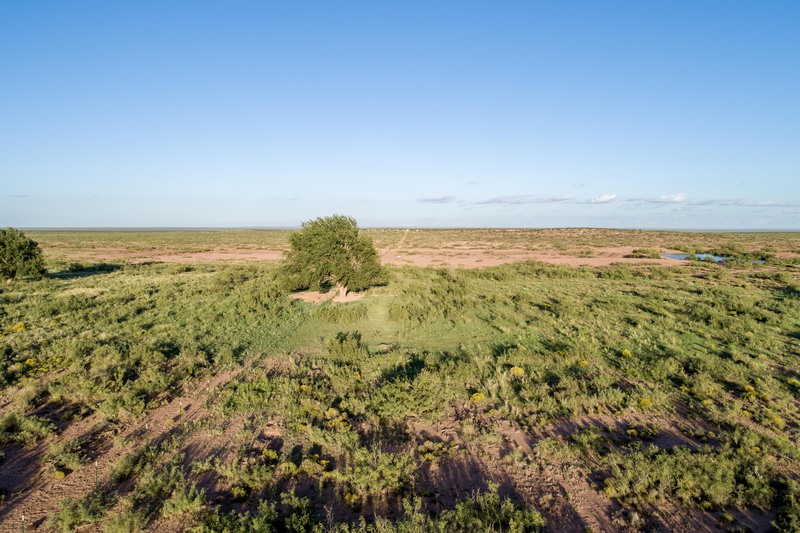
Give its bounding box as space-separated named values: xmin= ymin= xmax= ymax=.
xmin=378 ymin=353 xmax=425 ymax=384
xmin=0 ymin=442 xmax=47 ymax=523
xmin=47 ymin=263 xmax=122 ymax=280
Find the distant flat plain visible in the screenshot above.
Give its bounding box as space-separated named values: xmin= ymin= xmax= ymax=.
xmin=28 ymin=228 xmax=800 ymax=268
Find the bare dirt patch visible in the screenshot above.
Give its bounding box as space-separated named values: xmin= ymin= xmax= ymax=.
xmin=146 ymin=249 xmax=285 ymax=263
xmin=60 ymin=248 xmax=286 ymax=264
xmin=52 ymin=244 xmax=689 ymax=269
xmin=383 ymin=246 xmax=685 ymax=268
xmin=288 ymin=285 xmax=366 ymax=303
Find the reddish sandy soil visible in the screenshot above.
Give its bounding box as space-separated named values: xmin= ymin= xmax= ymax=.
xmin=288 ymin=286 xmax=366 ymax=303
xmin=59 ymin=248 xmax=286 ymax=264
xmin=56 ymin=245 xmax=686 ymax=268
xmin=382 ymin=246 xmax=684 ymax=268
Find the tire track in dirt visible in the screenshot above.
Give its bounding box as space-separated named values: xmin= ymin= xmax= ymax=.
xmin=490 ymin=422 xmax=619 ymax=532
xmin=0 ymin=370 xmax=239 ymax=531
xmin=536 ymin=461 xmax=618 ymax=532
xmin=0 ymin=308 xmax=310 ymax=531
xmin=380 ymin=229 xmax=409 ymax=262
xmin=410 ymin=417 xmax=618 ymax=531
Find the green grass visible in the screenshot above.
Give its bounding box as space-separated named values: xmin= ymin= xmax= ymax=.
xmin=1 ymin=231 xmax=799 ymax=530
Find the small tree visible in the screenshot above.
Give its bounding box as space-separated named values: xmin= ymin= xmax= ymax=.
xmin=0 ymin=228 xmax=46 ymax=282
xmin=278 ymin=215 xmax=384 ymax=293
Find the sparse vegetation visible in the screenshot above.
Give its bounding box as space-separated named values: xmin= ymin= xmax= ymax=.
xmin=0 ymin=412 xmax=54 ymax=446
xmin=0 ymin=229 xmax=798 ymax=531
xmin=43 ymin=439 xmax=86 ymax=476
xmin=628 ymin=248 xmax=661 ymax=259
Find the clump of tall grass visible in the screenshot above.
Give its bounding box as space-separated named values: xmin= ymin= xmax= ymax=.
xmin=47 ymin=492 xmax=111 ymax=532
xmin=0 ymin=412 xmax=54 ymax=446
xmin=43 ymin=439 xmax=86 ymax=476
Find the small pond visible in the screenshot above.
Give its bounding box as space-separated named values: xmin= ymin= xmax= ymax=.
xmin=661 ymin=253 xmax=765 ymax=264
xmin=661 ymin=253 xmax=728 ymax=262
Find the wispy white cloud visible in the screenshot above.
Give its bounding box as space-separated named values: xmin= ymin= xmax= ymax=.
xmin=690 ymin=198 xmax=800 ymax=208
xmin=419 ymin=195 xmax=456 ymax=204
xmin=479 ymin=195 xmax=573 ymax=205
xmin=658 ymin=192 xmax=688 ymax=203
xmin=628 ymin=192 xmax=688 ymax=204
xmin=589 ymin=193 xmax=617 ymax=204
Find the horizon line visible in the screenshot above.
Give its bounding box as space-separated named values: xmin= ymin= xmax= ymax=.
xmin=16 ymin=226 xmax=800 ymax=233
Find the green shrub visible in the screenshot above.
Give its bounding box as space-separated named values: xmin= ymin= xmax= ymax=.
xmin=161 ymin=478 xmax=205 ymax=518
xmin=601 ymin=439 xmax=775 ymax=509
xmin=629 ymin=248 xmax=662 ymax=259
xmin=332 ymin=447 xmax=416 ymax=508
xmin=0 ymin=227 xmax=46 ymax=281
xmin=193 ymin=501 xmax=279 ymax=532
xmin=47 ymin=492 xmax=110 ymax=532
xmin=43 ymin=439 xmax=86 ymax=475
xmin=278 ymin=215 xmax=384 ymax=292
xmin=328 ymin=331 xmax=369 ymax=362
xmin=776 ymin=479 xmax=800 ymax=532
xmin=0 ymin=412 xmax=54 ymax=446
xmin=111 ymin=444 xmax=158 ymax=483
xmin=102 ymin=508 xmax=148 ymax=533
xmin=394 ymin=483 xmax=545 ymax=532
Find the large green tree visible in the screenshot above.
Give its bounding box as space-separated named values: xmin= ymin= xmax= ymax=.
xmin=278 ymin=215 xmax=384 ymax=292
xmin=0 ymin=228 xmax=46 ymax=282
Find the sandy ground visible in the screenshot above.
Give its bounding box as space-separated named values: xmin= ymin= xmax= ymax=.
xmin=56 ymin=245 xmax=686 ymax=268
xmin=382 ymin=246 xmax=684 ymax=268
xmin=288 ymin=286 xmax=366 ymax=303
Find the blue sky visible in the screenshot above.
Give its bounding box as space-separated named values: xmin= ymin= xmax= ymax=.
xmin=1 ymin=2 xmax=798 ymax=229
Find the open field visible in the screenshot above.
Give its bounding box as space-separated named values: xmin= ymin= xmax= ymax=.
xmin=1 ymin=229 xmax=800 ymax=531
xmin=28 ymin=228 xmax=800 ymax=268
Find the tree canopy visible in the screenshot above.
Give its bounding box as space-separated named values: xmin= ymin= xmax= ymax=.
xmin=0 ymin=228 xmax=46 ymax=282
xmin=278 ymin=215 xmax=384 ymax=292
